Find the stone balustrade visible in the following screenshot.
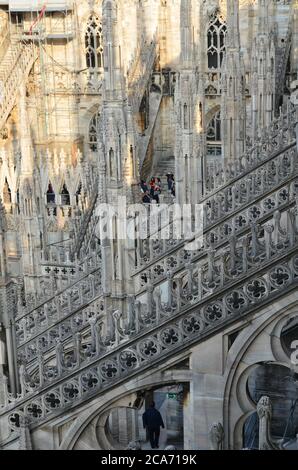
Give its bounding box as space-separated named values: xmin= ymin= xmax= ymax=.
xmin=17 ymin=296 xmax=105 ymax=367
xmin=0 ymin=201 xmax=297 ymax=433
xmin=70 ymin=169 xmax=99 ymax=258
xmin=17 ymin=245 xmax=101 ymax=319
xmin=205 ymin=102 xmax=297 ymax=194
xmin=135 ymin=178 xmax=297 ymax=291
xmin=135 ymin=135 xmax=298 ymax=278
xmin=127 ymin=34 xmax=157 ymax=113
xmin=0 ymin=46 xmax=297 ymax=441
xmin=16 ymin=264 xmax=102 ymax=345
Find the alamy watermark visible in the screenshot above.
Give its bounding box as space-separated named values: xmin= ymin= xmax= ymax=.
xmin=95 ymin=198 xmax=204 ymax=249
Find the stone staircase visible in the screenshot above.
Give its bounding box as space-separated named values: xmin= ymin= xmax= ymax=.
xmin=0 ymin=37 xmax=37 ymax=131
xmin=127 ymin=34 xmax=157 ymax=113
xmin=152 ymin=155 xmax=175 ymax=205
xmin=141 ymin=154 xmax=175 ymax=205
xmin=0 ymin=38 xmax=21 ymax=81
xmin=72 ymin=188 xmax=99 ymax=258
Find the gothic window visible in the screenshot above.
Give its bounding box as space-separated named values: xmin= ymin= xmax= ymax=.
xmin=89 ymin=112 xmax=100 ymax=151
xmin=3 ymin=178 xmax=11 ymax=204
xmin=46 ymin=182 xmax=56 ymax=204
xmin=60 ymin=184 xmax=70 ymax=206
xmin=207 ymin=14 xmax=227 ymax=70
xmin=85 ymin=15 xmax=104 ymax=69
xmin=207 ymin=111 xmax=222 ymax=158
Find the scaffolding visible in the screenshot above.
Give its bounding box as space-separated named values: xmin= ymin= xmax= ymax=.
xmin=5 ymin=0 xmax=76 ymax=143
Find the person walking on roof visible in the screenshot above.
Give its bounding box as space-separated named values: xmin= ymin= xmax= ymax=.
xmin=142 ymin=401 xmax=165 ymax=449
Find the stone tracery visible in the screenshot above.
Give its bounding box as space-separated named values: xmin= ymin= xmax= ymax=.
xmin=0 ymin=0 xmax=297 ymax=451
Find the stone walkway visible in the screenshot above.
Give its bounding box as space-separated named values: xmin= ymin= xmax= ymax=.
xmin=141 ymin=428 xmax=183 ymax=450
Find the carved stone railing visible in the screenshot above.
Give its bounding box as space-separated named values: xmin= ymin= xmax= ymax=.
xmin=21 ymin=170 xmax=297 ymax=372
xmin=204 ymin=103 xmax=296 ymax=194
xmin=72 ymin=189 xmax=99 ymax=258
xmin=134 ymin=138 xmax=297 ymax=279
xmin=16 ymin=283 xmax=104 ymax=367
xmin=66 ymin=165 xmax=100 ymax=258
xmin=133 ymin=103 xmax=297 ymax=272
xmin=127 ymin=34 xmax=157 ymax=113
xmin=15 ymin=262 xmax=102 ymax=342
xmin=0 ymin=42 xmax=297 ymax=442
xmin=17 ymin=246 xmax=101 ymax=317
xmin=135 ymin=177 xmax=298 ymax=291
xmin=0 ymin=202 xmax=297 ymax=433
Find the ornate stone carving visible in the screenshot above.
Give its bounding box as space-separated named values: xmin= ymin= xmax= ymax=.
xmin=209 ymin=422 xmax=224 ymax=450
xmin=257 ymin=396 xmax=279 ymax=450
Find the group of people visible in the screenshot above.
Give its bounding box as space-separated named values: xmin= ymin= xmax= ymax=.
xmin=140 ymin=177 xmax=162 ymax=204
xmin=140 ymin=173 xmax=175 ymax=204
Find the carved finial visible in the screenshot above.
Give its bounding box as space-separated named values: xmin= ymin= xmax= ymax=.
xmin=257 ymin=395 xmax=272 ymax=420
xmin=19 ymin=415 xmax=32 ymax=450
xmin=209 ymin=422 xmax=224 ymax=450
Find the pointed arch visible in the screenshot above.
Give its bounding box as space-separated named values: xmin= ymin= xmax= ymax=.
xmin=207 ymin=110 xmax=221 ymax=142
xmin=207 ymin=13 xmax=227 ymax=70
xmin=46 ymin=182 xmax=56 ymax=204
xmin=60 ymin=183 xmax=70 ymax=206
xmin=85 ymin=15 xmax=104 ymax=70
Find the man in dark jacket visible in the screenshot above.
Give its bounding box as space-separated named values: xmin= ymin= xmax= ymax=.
xmin=142 ymin=402 xmax=165 ymax=449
